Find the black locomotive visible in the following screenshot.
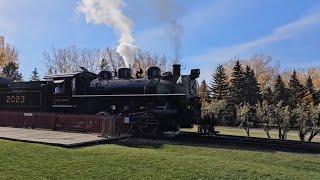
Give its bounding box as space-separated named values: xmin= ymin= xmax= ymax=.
xmin=0 ymin=64 xmax=201 ymax=135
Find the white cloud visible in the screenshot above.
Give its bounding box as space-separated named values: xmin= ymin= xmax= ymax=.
xmin=0 ymin=17 xmax=16 ymax=36
xmin=0 ymin=0 xmax=21 ymax=36
xmin=187 ymin=9 xmax=320 ymax=63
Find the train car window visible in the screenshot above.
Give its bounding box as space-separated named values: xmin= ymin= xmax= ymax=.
xmin=53 ymin=80 xmax=65 ymax=95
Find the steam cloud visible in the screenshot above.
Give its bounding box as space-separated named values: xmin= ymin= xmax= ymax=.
xmin=170 ymin=20 xmax=183 ymax=64
xmin=77 ymin=0 xmax=137 ymax=68
xmin=153 ymin=0 xmax=183 ymax=63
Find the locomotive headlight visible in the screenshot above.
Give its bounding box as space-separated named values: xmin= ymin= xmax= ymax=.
xmin=111 ymin=105 xmax=117 ymax=111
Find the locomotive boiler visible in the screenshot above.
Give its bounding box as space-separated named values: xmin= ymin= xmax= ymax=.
xmin=0 ymin=64 xmax=201 ymax=135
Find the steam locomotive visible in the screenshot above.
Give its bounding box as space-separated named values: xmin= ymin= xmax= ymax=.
xmin=0 ymin=64 xmax=201 ymax=135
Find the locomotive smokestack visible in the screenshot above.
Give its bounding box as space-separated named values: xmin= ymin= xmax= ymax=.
xmin=172 ymin=64 xmax=181 ymax=78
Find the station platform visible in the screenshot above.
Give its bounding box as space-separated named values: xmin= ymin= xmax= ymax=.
xmin=0 ymin=127 xmax=130 ymax=148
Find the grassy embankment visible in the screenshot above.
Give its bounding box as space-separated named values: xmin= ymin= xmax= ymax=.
xmin=184 ymin=126 xmax=320 ymax=142
xmin=0 ymin=139 xmax=320 ymax=179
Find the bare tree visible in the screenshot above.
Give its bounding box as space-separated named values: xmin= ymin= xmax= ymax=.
xmin=256 ymin=101 xmax=275 ymax=139
xmin=101 ymin=47 xmax=124 ymax=73
xmin=0 ymin=37 xmax=21 ymax=80
xmin=292 ymin=102 xmax=320 ymax=142
xmin=274 ymin=102 xmax=291 ymax=140
xmin=308 ymin=103 xmax=320 ymax=142
xmin=44 ymin=46 xmax=122 ymax=75
xmin=44 ymin=46 xmax=171 ymax=77
xmin=133 ymin=49 xmax=170 ymax=76
xmin=43 ymin=45 xmax=79 ymax=74
xmin=204 ymin=99 xmax=227 ymax=120
xmin=236 ymin=103 xmax=253 ymax=137
xmin=0 ymin=42 xmax=19 ymax=69
xmin=293 ymin=102 xmax=311 ymax=141
xmin=79 ymin=48 xmax=102 ymax=73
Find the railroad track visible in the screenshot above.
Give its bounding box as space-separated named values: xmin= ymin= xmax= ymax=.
xmin=126 ymin=132 xmax=320 ymax=154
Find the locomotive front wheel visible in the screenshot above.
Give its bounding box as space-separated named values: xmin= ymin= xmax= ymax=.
xmin=137 ymin=112 xmax=159 ymax=136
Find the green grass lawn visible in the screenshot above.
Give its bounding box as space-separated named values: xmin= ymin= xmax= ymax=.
xmin=0 ymin=140 xmax=320 ymax=179
xmin=184 ymin=126 xmax=320 ymax=142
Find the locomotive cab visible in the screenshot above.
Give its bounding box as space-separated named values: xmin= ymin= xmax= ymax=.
xmin=44 ymin=71 xmax=97 ymax=111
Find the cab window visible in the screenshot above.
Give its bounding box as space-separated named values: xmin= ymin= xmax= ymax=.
xmin=53 ymin=80 xmax=65 ymax=95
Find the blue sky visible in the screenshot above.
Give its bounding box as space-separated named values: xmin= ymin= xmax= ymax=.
xmin=0 ymin=0 xmax=319 ymax=81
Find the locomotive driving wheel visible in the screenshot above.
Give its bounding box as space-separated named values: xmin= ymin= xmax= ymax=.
xmin=137 ymin=112 xmax=159 ymax=136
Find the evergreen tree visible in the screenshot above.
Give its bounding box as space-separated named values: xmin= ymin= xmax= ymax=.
xmin=30 ymin=68 xmax=40 ymax=81
xmin=262 ymin=87 xmax=273 ymax=104
xmin=1 ymin=62 xmax=22 ymax=81
xmin=315 ymin=91 xmax=320 ymax=105
xmin=273 ymin=75 xmax=288 ymax=104
xmin=224 ymin=61 xmax=245 ymax=126
xmin=305 ymin=75 xmax=319 ymax=105
xmin=210 ymin=65 xmax=229 ymax=100
xmin=243 ymin=66 xmax=261 ymax=105
xmin=288 ymin=70 xmax=306 ymax=106
xmin=306 ymin=75 xmax=314 ymax=93
xmin=199 ymin=80 xmax=210 ymax=105
xmin=229 ymin=61 xmax=245 ymax=105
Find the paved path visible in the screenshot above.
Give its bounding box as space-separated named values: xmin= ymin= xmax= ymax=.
xmin=0 ymin=127 xmax=129 ymax=147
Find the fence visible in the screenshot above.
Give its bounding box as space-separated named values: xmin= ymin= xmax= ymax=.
xmin=0 ymin=111 xmax=107 ymax=133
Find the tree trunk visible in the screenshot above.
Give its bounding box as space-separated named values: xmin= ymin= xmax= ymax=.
xmin=264 ymin=127 xmax=271 ymax=139
xmin=278 ymin=128 xmax=282 ymax=140
xmin=266 ymin=132 xmax=271 ymax=139
xmin=308 ymin=131 xmax=318 ymax=142
xmin=282 ymin=132 xmax=287 ymax=140
xmin=246 ymin=129 xmax=250 ymax=137
xmin=299 ymin=131 xmax=305 ymax=142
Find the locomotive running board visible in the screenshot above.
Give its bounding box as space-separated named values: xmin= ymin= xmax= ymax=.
xmin=72 ymin=94 xmax=186 ymax=98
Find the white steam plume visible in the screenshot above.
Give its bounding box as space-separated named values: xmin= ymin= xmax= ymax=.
xmin=77 ymin=0 xmax=137 ymax=68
